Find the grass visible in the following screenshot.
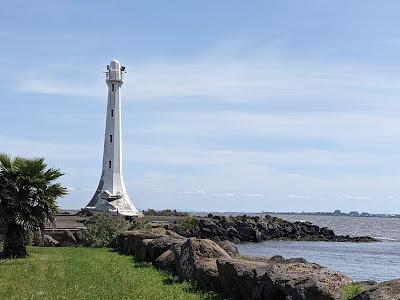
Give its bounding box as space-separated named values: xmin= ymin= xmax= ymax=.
xmin=0 ymin=246 xmax=220 ymax=300
xmin=341 ymin=283 xmax=365 ymax=300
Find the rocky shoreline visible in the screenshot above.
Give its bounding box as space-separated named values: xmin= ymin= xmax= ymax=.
xmin=115 ymin=227 xmax=399 ymax=300
xmin=168 ymin=214 xmax=377 ymax=243
xmin=41 ymin=213 xmax=398 ymax=299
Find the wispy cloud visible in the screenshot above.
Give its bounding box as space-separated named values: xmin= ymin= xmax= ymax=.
xmin=12 ymin=41 xmax=400 ymax=109
xmin=243 ymin=193 xmax=265 ymax=197
xmin=133 ymin=110 xmax=400 ymax=147
xmin=212 ymin=192 xmax=235 ymax=197
xmin=342 ymin=195 xmax=372 ymax=200
xmin=1 ymin=136 xmax=98 ymax=160
xmin=287 ymin=194 xmax=309 ymax=199
xmin=180 ymin=190 xmax=207 ymax=195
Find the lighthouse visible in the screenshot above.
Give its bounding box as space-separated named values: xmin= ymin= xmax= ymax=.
xmin=86 ymin=59 xmax=140 ymax=217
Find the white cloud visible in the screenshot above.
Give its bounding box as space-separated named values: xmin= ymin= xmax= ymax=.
xmin=212 ymin=192 xmax=235 ymax=197
xmin=180 ymin=190 xmax=207 ymax=195
xmin=133 ymin=110 xmax=400 ymax=147
xmin=343 ymin=195 xmax=372 ymax=200
xmin=287 ymin=194 xmax=309 ymax=199
xmin=13 ymin=42 xmax=400 ymax=110
xmin=1 ymin=136 xmax=98 ymax=160
xmin=243 ymin=193 xmax=265 ymax=197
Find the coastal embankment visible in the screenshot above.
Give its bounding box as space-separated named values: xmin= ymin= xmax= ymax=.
xmin=41 ymin=212 xmax=400 ymax=299
xmin=115 ymin=227 xmax=400 ymax=300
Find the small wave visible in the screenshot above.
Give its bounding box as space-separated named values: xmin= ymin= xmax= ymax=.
xmin=373 ymin=236 xmax=399 ymax=242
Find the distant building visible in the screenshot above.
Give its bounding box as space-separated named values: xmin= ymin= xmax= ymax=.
xmin=349 ymin=211 xmax=359 ymax=216
xmin=333 ymin=209 xmax=342 ymax=215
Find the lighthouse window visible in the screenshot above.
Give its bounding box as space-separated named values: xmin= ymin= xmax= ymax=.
xmin=111 ymin=109 xmax=114 ymax=117
xmin=112 ymin=84 xmax=114 ymax=91
xmin=109 ymin=161 xmax=111 ymax=168
xmin=110 ymin=135 xmax=113 ymax=143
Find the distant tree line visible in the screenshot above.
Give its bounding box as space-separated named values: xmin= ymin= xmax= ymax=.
xmin=143 ymin=209 xmax=188 ymax=217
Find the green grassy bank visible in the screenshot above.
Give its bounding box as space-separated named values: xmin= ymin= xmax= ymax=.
xmin=0 ymin=247 xmax=219 ymax=300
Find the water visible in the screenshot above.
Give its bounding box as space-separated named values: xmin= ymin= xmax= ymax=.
xmin=237 ymin=214 xmax=400 ymax=282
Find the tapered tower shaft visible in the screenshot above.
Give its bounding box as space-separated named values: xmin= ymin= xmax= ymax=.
xmin=86 ymin=60 xmax=139 ymax=217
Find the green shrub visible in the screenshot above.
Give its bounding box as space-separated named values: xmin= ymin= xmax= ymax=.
xmin=181 ymin=217 xmax=199 ymax=231
xmin=79 ymin=214 xmax=129 ymax=247
xmin=128 ymin=218 xmax=151 ymax=230
xmin=341 ymin=283 xmax=365 ymax=300
xmin=143 ymin=209 xmax=188 ymax=216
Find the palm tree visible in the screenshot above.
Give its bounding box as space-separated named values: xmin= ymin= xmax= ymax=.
xmin=0 ymin=154 xmax=67 ymax=258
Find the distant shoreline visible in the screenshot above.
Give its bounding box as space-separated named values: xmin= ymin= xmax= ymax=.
xmin=269 ymin=212 xmax=400 ymax=219
xmin=58 ymin=208 xmax=400 ymax=219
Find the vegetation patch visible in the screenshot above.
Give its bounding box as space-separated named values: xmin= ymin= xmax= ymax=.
xmin=0 ymin=247 xmax=219 ymax=300
xmin=128 ymin=218 xmax=152 ymax=230
xmin=341 ymin=283 xmax=365 ymax=300
xmin=181 ymin=217 xmax=199 ymax=231
xmin=79 ymin=214 xmax=129 ymax=247
xmin=144 ymin=209 xmax=188 ymax=217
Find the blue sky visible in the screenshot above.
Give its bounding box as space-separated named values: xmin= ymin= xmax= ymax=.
xmin=1 ymin=1 xmax=400 ymax=213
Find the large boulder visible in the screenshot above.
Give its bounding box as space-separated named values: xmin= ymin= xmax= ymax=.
xmin=59 ymin=231 xmax=77 ymax=246
xmin=217 ymin=257 xmax=352 ymax=300
xmin=175 ymin=238 xmax=231 ymax=291
xmin=147 ymin=235 xmax=186 ymax=262
xmin=154 ymin=250 xmax=176 ymax=273
xmin=116 ymin=228 xmax=180 ymax=256
xmin=44 ymin=231 xmax=77 ymax=247
xmin=217 ymin=257 xmax=267 ymax=299
xmin=41 ymin=234 xmax=60 ymax=247
xmin=353 ymin=280 xmax=400 ymax=300
xmin=136 ymin=235 xmax=186 ymax=263
xmin=217 ymin=240 xmax=239 ymax=257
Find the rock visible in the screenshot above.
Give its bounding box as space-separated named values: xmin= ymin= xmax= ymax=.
xmin=41 ymin=234 xmax=60 ymax=247
xmin=46 ymin=230 xmax=78 ymax=246
xmin=176 ymin=238 xmax=231 ymax=291
xmin=74 ymin=230 xmax=84 ymax=243
xmin=217 ymin=258 xmax=352 ymax=300
xmin=217 ymin=240 xmax=239 ymax=257
xmin=136 ymin=238 xmax=154 ymax=261
xmin=226 ymin=226 xmax=239 ymax=237
xmin=116 ymin=228 xmax=178 ymax=255
xmin=137 ymin=235 xmax=186 ymax=263
xmin=353 ymin=279 xmax=400 ymax=300
xmin=59 ymin=231 xmax=77 ymax=246
xmin=217 ymin=258 xmax=267 ymax=299
xmin=269 ymin=255 xmax=285 ymax=263
xmin=169 ymin=214 xmax=377 ymax=244
xmin=149 ymin=236 xmax=186 ymax=262
xmin=154 ymin=250 xmax=176 ymax=273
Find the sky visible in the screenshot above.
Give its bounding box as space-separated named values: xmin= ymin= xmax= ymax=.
xmin=1 ymin=1 xmax=400 ymax=213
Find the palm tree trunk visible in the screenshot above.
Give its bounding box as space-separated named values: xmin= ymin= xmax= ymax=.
xmin=2 ymin=222 xmax=27 ymax=258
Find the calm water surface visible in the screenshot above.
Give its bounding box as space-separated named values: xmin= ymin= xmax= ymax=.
xmin=237 ymin=214 xmax=400 ymax=282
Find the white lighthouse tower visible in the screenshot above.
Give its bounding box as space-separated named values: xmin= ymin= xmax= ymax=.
xmin=86 ymin=59 xmax=140 ymax=217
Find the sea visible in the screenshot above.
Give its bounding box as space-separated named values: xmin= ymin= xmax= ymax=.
xmin=237 ymin=214 xmax=400 ymax=282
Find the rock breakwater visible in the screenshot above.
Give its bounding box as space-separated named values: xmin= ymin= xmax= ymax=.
xmin=169 ymin=214 xmax=377 ymax=243
xmin=116 ymin=228 xmax=354 ymax=299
